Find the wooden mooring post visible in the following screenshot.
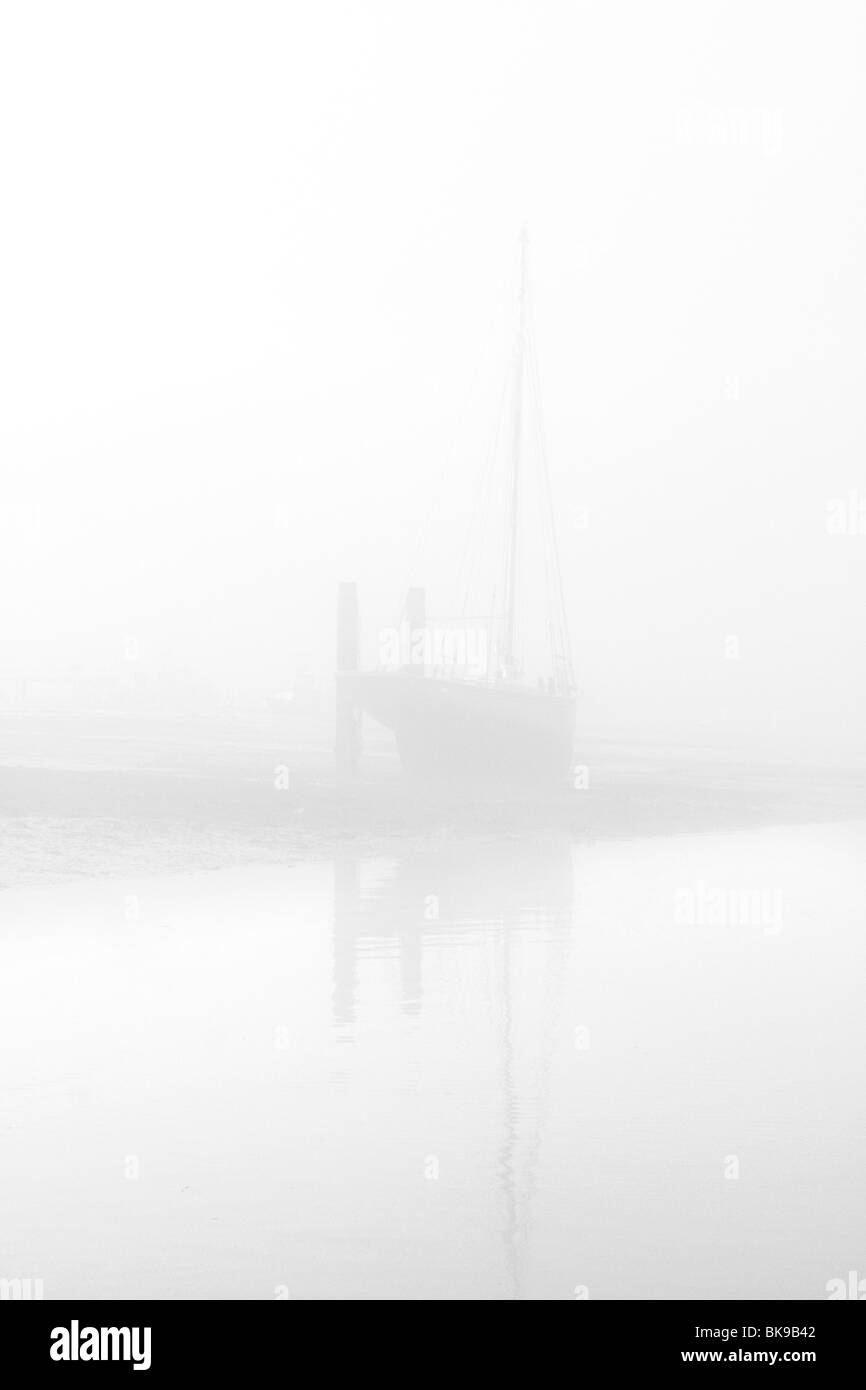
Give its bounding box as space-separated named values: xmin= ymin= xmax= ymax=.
xmin=336 ymin=581 xmax=361 ymax=779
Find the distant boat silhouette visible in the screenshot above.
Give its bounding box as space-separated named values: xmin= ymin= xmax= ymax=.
xmin=338 ymin=230 xmax=576 ymax=784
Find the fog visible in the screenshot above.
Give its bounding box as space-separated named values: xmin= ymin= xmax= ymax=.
xmin=2 ymin=0 xmax=864 ymax=758
xmin=3 ymin=5 xmax=866 ymax=1317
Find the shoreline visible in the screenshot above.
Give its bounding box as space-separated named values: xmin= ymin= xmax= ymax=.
xmin=1 ymin=718 xmax=864 ymax=888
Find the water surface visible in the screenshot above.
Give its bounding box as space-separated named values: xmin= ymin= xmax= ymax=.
xmin=2 ymin=819 xmax=863 ymax=1299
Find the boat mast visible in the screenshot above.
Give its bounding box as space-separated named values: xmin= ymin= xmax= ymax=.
xmin=502 ymin=227 xmax=527 ymax=679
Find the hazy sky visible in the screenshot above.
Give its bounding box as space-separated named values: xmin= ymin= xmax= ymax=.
xmin=1 ymin=2 xmax=863 ymax=751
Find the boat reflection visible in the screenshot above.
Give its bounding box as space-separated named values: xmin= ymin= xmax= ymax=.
xmin=332 ymin=834 xmax=576 ymax=1297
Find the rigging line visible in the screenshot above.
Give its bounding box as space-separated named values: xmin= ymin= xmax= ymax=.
xmin=522 ymin=321 xmax=559 ymax=675
xmin=395 ymin=258 xmax=514 ymax=624
xmin=503 ymin=230 xmax=530 ymax=679
xmin=514 ymin=866 xmax=579 ymax=1267
xmin=493 ymin=923 xmax=521 ymax=1301
xmin=397 ymin=372 xmax=482 ymax=626
xmin=526 ymin=308 xmax=576 ymax=690
xmin=523 ymin=322 xmax=560 ymax=676
xmin=497 ymin=437 xmax=517 ymax=675
xmin=456 ymin=354 xmax=511 ymax=623
xmin=458 ymin=353 xmax=511 ymax=619
xmin=537 ymin=376 xmax=568 ymax=677
xmin=500 ymin=344 xmax=525 ymax=675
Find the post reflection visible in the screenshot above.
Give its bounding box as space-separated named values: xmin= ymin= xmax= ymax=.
xmin=332 ymin=834 xmax=576 ymax=1297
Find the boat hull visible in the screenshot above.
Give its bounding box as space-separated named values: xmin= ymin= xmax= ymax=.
xmin=343 ymin=671 xmax=575 ymax=783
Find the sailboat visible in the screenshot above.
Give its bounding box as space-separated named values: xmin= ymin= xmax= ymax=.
xmin=338 ymin=231 xmax=576 ymax=784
